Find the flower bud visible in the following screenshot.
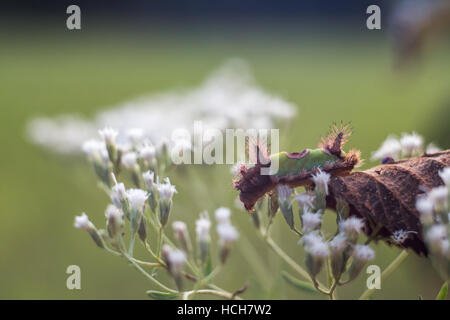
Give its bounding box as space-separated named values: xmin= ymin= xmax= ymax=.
xmin=126 ymin=189 xmax=149 ymax=236
xmin=329 ymin=233 xmax=349 ymax=279
xmin=141 ymin=146 xmax=157 ymax=170
xmin=348 ymin=245 xmax=375 ymax=281
xmin=312 ymin=169 xmax=330 ymax=210
xmin=105 ymin=205 xmax=124 ymax=239
xmin=416 ymin=196 xmax=434 ymax=226
xmin=277 ymin=185 xmax=295 ymax=230
xmin=339 ymin=216 xmax=365 ymax=243
xmin=425 ymin=225 xmax=448 ymax=255
xmin=301 ymin=210 xmax=322 ymax=233
xmin=216 ymin=223 xmax=239 ymax=264
xmin=195 ymin=212 xmax=211 ymax=265
xmin=302 ymin=233 xmax=329 ymax=277
xmin=214 ymin=207 xmax=231 ymax=225
xmin=295 ymin=192 xmax=314 ymax=217
xmin=74 ymin=213 xmax=104 ymax=249
xmin=400 ymin=132 xmax=423 ymax=157
xmin=99 ymin=127 xmax=118 ymax=165
xmin=82 ymin=140 xmax=112 ymax=187
xmin=122 ymin=152 xmax=141 ymax=187
xmin=172 ymin=221 xmax=192 ymax=253
xmin=111 ymin=174 xmax=127 ymax=210
xmin=157 ymin=178 xmax=177 ymax=227
xmin=143 ymin=171 xmax=158 ymax=213
xmin=138 ymin=216 xmax=147 ymax=242
xmin=428 ymin=186 xmax=448 ymax=214
xmin=163 ymin=246 xmax=186 ymax=291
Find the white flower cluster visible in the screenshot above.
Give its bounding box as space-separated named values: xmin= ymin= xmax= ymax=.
xmin=416 ymin=167 xmax=450 ymax=279
xmin=214 ymin=207 xmax=239 ymax=244
xmin=191 ymin=208 xmax=239 ymax=265
xmin=371 ymin=132 xmax=440 ymax=161
xmin=284 ymin=170 xmax=375 ymax=281
xmin=27 ymin=60 xmax=297 ymax=155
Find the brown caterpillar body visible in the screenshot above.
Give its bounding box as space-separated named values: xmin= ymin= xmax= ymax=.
xmin=233 ymin=124 xmax=360 ymax=211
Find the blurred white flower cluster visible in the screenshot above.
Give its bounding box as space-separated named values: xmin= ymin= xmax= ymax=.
xmin=416 ymin=167 xmax=450 ymax=280
xmin=273 ymin=169 xmax=375 ymax=289
xmin=27 ymin=59 xmax=297 ymax=155
xmin=371 ymin=132 xmax=441 ymax=162
xmin=75 ymin=125 xmax=241 ymax=298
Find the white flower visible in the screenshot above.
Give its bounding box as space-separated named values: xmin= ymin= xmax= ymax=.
xmin=352 ymin=245 xmax=375 ymax=262
xmin=426 ymin=143 xmax=441 ymax=154
xmin=121 ymin=152 xmax=138 ymax=169
xmin=294 ymin=193 xmax=315 ymax=209
xmin=111 ymin=174 xmax=127 ymax=206
xmin=126 ymin=189 xmax=148 ymax=211
xmin=74 ymin=212 xmax=94 ymax=230
xmin=82 ymin=139 xmax=108 ymax=160
xmin=215 ymin=207 xmax=231 ymax=224
xmin=172 ymin=221 xmax=192 ymax=251
xmin=302 ymin=210 xmax=322 ymax=233
xmin=416 ymin=196 xmax=434 ymax=216
xmin=438 ymin=167 xmax=450 ymax=186
xmin=277 ymin=185 xmax=293 ymax=202
xmin=142 ymin=170 xmax=155 ymax=189
xmin=217 ymin=223 xmax=239 ymax=242
xmin=339 ymin=217 xmax=365 ymax=237
xmin=27 ymin=60 xmax=297 ymax=155
xmin=425 ymin=225 xmax=448 ymax=252
xmin=98 ymin=127 xmax=118 ymax=145
xmin=105 ymin=204 xmax=123 ymax=220
xmin=105 ymin=205 xmax=124 ymax=237
xmin=371 ymin=136 xmax=401 ymax=160
xmin=302 ymin=233 xmax=329 ymax=258
xmin=329 ymin=233 xmax=348 ymax=254
xmin=167 ymin=248 xmax=187 ymax=268
xmin=126 ymin=128 xmax=144 ymax=144
xmin=196 ymin=212 xmax=211 ymax=242
xmin=428 ymin=186 xmax=448 ymax=210
xmin=400 ymin=132 xmax=423 ymax=155
xmin=312 ymin=169 xmax=330 ymax=195
xmin=390 ymin=229 xmax=417 ymax=244
xmin=157 ymin=178 xmax=177 ymax=200
xmin=139 ymin=144 xmax=156 ymax=162
xmin=172 ymin=221 xmax=187 ymax=234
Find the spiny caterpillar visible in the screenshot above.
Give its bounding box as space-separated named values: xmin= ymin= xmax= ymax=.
xmin=233 ymin=123 xmax=360 ymax=211
xmin=233 ymin=124 xmax=450 ymax=255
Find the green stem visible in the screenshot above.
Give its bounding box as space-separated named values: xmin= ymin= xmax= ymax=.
xmin=157 ymin=226 xmax=163 ymax=257
xmin=120 ymin=250 xmax=177 ymax=294
xmin=359 ymin=250 xmax=409 ymax=300
xmin=128 ymin=234 xmax=136 ymax=256
xmin=264 ymin=236 xmax=327 ymax=291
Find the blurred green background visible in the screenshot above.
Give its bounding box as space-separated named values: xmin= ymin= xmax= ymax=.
xmin=1 ymin=5 xmax=449 ymax=299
